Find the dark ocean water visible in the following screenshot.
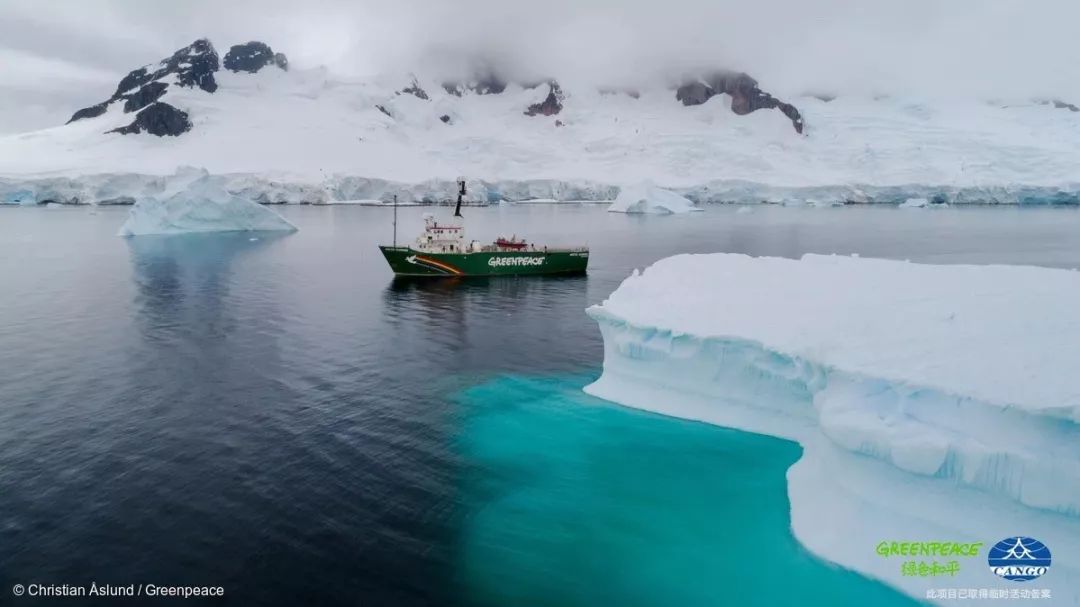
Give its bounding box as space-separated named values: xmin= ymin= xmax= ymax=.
xmin=2 ymin=203 xmax=1080 ymax=606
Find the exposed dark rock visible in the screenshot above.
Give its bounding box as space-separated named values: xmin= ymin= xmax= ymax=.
xmin=1037 ymin=98 xmax=1080 ymax=112
xmin=65 ymin=39 xmax=231 ymax=129
xmin=66 ymin=102 xmax=109 ymax=124
xmin=525 ymin=82 xmax=564 ymax=116
xmin=123 ymin=82 xmax=169 ymax=113
xmin=110 ymin=38 xmax=219 ymax=100
xmin=400 ymin=79 xmax=429 ymax=100
xmin=555 ymin=120 xmax=564 ymax=127
xmin=771 ymin=100 xmax=804 ymax=134
xmin=810 ymin=93 xmax=836 ymax=103
xmin=173 ymin=39 xmax=219 ymax=92
xmin=108 ymin=102 xmax=191 ymax=137
xmin=676 ymin=70 xmax=804 ymax=134
xmin=472 ymin=73 xmax=506 ymax=95
xmin=376 ymin=105 xmax=393 ymax=118
xmin=702 ymin=71 xmax=759 ymax=109
xmin=441 ymin=70 xmax=508 ymax=96
xmin=676 ymin=81 xmax=714 ymax=106
xmin=224 ymin=41 xmax=283 ymax=73
xmin=137 ymin=39 xmax=217 ymax=95
xmin=439 ymin=114 xmax=451 ymax=124
xmin=113 ymin=67 xmax=156 ymax=100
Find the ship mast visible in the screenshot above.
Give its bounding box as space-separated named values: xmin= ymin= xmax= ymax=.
xmin=454 ymin=178 xmax=466 ymax=218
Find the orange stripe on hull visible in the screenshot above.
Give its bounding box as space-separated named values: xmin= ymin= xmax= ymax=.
xmin=415 ymin=255 xmax=464 ymax=275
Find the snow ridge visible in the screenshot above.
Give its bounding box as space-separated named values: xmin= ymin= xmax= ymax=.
xmin=2 ymin=64 xmax=1079 ymax=195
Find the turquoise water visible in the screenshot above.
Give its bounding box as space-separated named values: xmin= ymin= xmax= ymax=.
xmin=454 ymin=373 xmax=921 ymax=607
xmin=14 ymin=204 xmax=1077 ymax=604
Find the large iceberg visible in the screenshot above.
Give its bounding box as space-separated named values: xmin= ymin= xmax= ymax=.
xmin=608 ymin=184 xmax=702 ymax=214
xmin=118 ymin=169 xmax=297 ymax=236
xmin=585 ymin=254 xmax=1080 ymax=603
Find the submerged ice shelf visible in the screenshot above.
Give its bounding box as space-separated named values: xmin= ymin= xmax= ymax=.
xmin=585 ymin=254 xmax=1080 ymax=603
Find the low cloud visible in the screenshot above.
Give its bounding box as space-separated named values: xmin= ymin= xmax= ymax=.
xmin=1 ymin=0 xmax=1078 ymax=132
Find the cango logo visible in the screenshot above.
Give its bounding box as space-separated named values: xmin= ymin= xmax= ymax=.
xmin=987 ymin=537 xmax=1052 ymax=581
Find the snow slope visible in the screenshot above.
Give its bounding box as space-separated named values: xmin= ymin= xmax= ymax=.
xmin=1 ymin=67 xmax=1079 ymax=204
xmin=585 ymin=254 xmax=1080 ymax=603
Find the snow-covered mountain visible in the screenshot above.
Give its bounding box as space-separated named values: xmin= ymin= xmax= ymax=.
xmin=2 ymin=38 xmax=1079 ymax=205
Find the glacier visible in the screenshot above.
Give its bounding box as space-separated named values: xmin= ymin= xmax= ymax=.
xmin=2 ymin=67 xmax=1080 ymax=205
xmin=117 ymin=169 xmax=297 ymax=236
xmin=585 ymin=254 xmax=1080 ymax=603
xmin=608 ymin=183 xmax=702 ymax=214
xmin=6 ymin=170 xmax=1080 ymax=208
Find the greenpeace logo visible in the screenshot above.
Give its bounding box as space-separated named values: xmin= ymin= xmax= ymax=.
xmin=488 ymin=256 xmax=545 ymax=267
xmin=988 ymin=537 xmax=1052 ymax=582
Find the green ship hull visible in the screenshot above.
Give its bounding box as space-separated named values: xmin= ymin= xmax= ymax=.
xmin=380 ymin=246 xmax=589 ymax=277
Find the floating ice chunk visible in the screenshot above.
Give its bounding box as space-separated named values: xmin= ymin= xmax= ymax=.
xmin=608 ymin=183 xmax=701 ymax=214
xmin=900 ymin=197 xmax=929 ymax=208
xmin=584 ymin=253 xmax=1080 ymax=603
xmin=118 ymin=170 xmax=297 ymax=236
xmin=735 ymin=206 xmax=755 ymax=214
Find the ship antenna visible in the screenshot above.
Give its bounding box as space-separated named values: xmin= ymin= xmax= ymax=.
xmin=454 ymin=178 xmax=465 ymax=218
xmin=392 ymin=194 xmax=398 ymax=247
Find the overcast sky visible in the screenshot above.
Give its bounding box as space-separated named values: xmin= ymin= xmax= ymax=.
xmin=2 ymin=0 xmax=1078 ymax=134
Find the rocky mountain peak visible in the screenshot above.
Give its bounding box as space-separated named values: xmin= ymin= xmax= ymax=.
xmin=525 ymin=81 xmax=564 ymax=116
xmin=65 ymin=38 xmax=290 ymax=137
xmin=676 ymin=70 xmax=804 ymax=134
xmin=224 ymin=41 xmax=289 ymax=73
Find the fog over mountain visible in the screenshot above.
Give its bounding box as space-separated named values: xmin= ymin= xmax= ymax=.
xmin=1 ymin=0 xmax=1078 ymax=134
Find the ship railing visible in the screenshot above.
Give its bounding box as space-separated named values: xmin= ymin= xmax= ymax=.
xmin=481 ymin=245 xmax=589 ymax=253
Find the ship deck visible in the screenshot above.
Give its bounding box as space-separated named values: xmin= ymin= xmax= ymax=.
xmin=380 ymin=245 xmax=588 ymax=254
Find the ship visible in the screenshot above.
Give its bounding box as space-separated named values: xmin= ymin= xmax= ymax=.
xmin=379 ymin=180 xmax=589 ymax=277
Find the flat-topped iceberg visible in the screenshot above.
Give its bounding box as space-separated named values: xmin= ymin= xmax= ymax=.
xmin=608 ymin=184 xmax=701 ymax=214
xmin=118 ymin=169 xmax=297 ymax=236
xmin=585 ymin=253 xmax=1080 ymax=603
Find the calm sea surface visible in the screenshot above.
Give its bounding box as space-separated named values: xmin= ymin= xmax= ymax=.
xmin=2 ymin=203 xmax=1079 ymax=606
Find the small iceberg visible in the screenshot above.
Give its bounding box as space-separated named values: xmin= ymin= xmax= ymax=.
xmin=899 ymin=197 xmax=929 ymax=208
xmin=900 ymin=197 xmax=949 ymax=208
xmin=118 ymin=170 xmax=297 ymax=236
xmin=608 ymin=183 xmax=702 ymax=215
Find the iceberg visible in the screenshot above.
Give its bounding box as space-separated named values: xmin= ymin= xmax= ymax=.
xmin=608 ymin=184 xmax=702 ymax=214
xmin=585 ymin=253 xmax=1080 ymax=603
xmin=118 ymin=169 xmax=297 ymax=236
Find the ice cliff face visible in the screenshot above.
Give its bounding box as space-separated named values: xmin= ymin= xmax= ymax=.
xmin=585 ymin=254 xmax=1080 ymax=603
